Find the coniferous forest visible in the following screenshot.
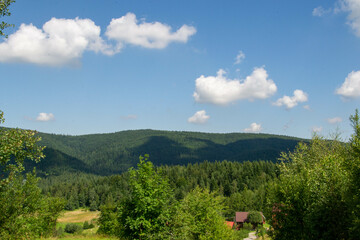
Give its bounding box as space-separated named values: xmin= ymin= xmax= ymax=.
xmin=2 ymin=109 xmax=360 ymax=239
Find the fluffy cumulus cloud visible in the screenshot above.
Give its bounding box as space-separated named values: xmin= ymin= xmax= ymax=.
xmin=234 ymin=50 xmax=245 ymax=64
xmin=327 ymin=117 xmax=343 ymax=124
xmin=188 ymin=110 xmax=210 ymax=124
xmin=244 ymin=123 xmax=262 ymax=133
xmin=105 ymin=13 xmax=196 ymax=49
xmin=0 ymin=13 xmax=196 ymax=66
xmin=273 ymin=90 xmax=308 ymax=109
xmin=336 ymin=70 xmax=360 ymax=98
xmin=193 ymin=68 xmax=277 ymax=105
xmin=0 ymin=17 xmax=117 ymax=66
xmin=36 ymin=113 xmax=55 ymax=122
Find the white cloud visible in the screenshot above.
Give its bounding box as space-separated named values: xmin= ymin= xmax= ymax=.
xmin=312 ymin=126 xmax=323 ymax=133
xmin=327 ymin=117 xmax=343 ymax=124
xmin=188 ymin=110 xmax=210 ymax=124
xmin=312 ymin=6 xmax=329 ymax=17
xmin=234 ymin=50 xmax=245 ymax=64
xmin=0 ymin=13 xmax=195 ymax=66
xmin=273 ymin=90 xmax=308 ymax=109
xmin=193 ymin=67 xmax=277 ymax=105
xmin=336 ymin=70 xmax=360 ymax=98
xmin=0 ymin=17 xmax=117 ymax=66
xmin=303 ymin=105 xmax=311 ymax=110
xmin=244 ymin=123 xmax=262 ymax=133
xmin=36 ymin=113 xmax=55 ymax=122
xmin=106 ymin=13 xmax=196 ymax=49
xmin=335 ymin=0 xmax=360 ymax=37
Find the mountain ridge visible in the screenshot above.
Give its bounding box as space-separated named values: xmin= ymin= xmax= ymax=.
xmin=27 ymin=129 xmax=306 ymax=176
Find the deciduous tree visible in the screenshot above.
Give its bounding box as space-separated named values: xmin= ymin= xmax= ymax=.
xmin=268 ymin=131 xmax=350 ymax=239
xmin=173 ymin=186 xmax=235 ymax=240
xmin=116 ymin=154 xmax=174 ymax=240
xmin=0 ymin=111 xmax=64 ymax=239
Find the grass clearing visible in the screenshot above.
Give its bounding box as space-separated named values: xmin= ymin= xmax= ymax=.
xmin=58 ymin=209 xmax=100 ymax=223
xmin=38 ymin=209 xmax=118 ymax=240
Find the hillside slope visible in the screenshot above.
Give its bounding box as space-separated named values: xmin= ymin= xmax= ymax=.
xmin=31 ymin=129 xmax=304 ymax=175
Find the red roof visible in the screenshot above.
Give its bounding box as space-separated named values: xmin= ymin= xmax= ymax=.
xmin=235 ymin=212 xmax=249 ymax=223
xmin=225 ymin=221 xmax=234 ymax=229
xmin=235 ymin=212 xmax=266 ymax=223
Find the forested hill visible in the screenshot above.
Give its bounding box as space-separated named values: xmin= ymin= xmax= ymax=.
xmin=28 ymin=129 xmax=304 ymax=176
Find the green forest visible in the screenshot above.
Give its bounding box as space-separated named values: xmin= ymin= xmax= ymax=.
xmin=28 ymin=129 xmax=301 ymax=176
xmin=1 ymin=108 xmax=360 ymax=239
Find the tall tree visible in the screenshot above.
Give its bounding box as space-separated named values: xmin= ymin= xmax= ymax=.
xmin=116 ymin=155 xmax=174 ymax=240
xmin=268 ymin=133 xmax=350 ymax=239
xmin=347 ymin=110 xmax=360 ymax=238
xmin=173 ymin=187 xmax=236 ymax=240
xmin=0 ymin=111 xmax=64 ymax=239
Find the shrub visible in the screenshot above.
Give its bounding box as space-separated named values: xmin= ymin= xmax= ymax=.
xmin=89 ymin=222 xmax=95 ymax=229
xmin=248 ymin=211 xmax=263 ymax=228
xmin=243 ymin=222 xmax=253 ymax=230
xmin=64 ymin=223 xmax=83 ymax=234
xmin=83 ymin=221 xmax=95 ymax=229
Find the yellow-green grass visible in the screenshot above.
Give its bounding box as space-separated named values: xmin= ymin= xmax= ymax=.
xmin=57 ymin=209 xmax=100 ymax=223
xmin=39 ymin=209 xmax=117 ymax=240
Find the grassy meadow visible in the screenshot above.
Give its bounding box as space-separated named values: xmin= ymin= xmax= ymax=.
xmin=40 ymin=209 xmax=116 ymax=240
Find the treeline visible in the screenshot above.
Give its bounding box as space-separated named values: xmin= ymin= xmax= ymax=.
xmin=95 ymin=111 xmax=360 ymax=240
xmin=97 ymin=155 xmax=259 ymax=239
xmin=39 ymin=160 xmax=278 ymax=217
xmin=33 ymin=129 xmax=301 ymax=175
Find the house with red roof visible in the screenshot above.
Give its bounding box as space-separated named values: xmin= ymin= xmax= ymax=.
xmin=234 ymin=212 xmax=265 ymax=229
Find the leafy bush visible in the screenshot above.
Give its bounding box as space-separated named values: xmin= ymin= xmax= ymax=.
xmin=83 ymin=221 xmax=95 ymax=229
xmin=83 ymin=221 xmax=90 ymax=229
xmin=248 ymin=211 xmax=263 ymax=228
xmin=243 ymin=222 xmax=253 ymax=230
xmin=64 ymin=223 xmax=82 ymax=234
xmin=235 ymin=228 xmax=251 ymax=239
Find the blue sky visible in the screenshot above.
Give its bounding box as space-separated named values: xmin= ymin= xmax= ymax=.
xmin=1 ymin=0 xmax=360 ymax=139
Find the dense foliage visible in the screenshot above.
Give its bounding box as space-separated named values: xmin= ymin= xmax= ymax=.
xmin=32 ymin=129 xmax=301 ymax=175
xmin=39 ymin=160 xmax=277 ymax=216
xmin=99 ymin=156 xmax=238 ymax=240
xmin=173 ymin=187 xmax=236 ymax=240
xmin=268 ymin=110 xmax=360 ymax=240
xmin=247 ymin=211 xmax=263 ymax=227
xmin=117 ymin=155 xmax=174 ymax=239
xmin=0 ymin=111 xmax=64 ymax=239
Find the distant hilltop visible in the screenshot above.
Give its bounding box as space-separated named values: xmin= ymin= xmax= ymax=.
xmin=26 ymin=129 xmax=305 ymax=176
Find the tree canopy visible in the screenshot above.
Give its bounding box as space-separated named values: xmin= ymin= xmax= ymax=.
xmin=0 ymin=110 xmax=64 ymax=239
xmin=268 ymin=110 xmax=360 ymax=240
